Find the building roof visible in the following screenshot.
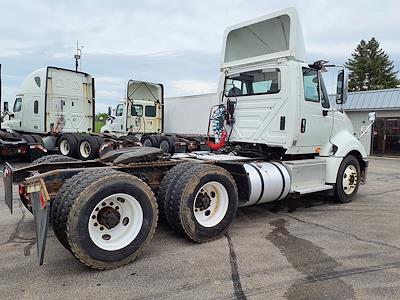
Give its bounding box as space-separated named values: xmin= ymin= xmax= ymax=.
xmin=331 ymin=88 xmax=400 ymax=111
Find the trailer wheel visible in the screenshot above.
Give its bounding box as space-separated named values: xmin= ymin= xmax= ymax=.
xmin=166 ymin=164 xmax=238 ymax=242
xmin=78 ymin=135 xmax=101 ymax=160
xmin=157 ymin=162 xmax=198 ymax=220
xmin=58 ymin=170 xmax=158 ymax=269
xmin=159 ymin=136 xmax=175 ymax=154
xmin=58 ymin=134 xmax=79 ymax=157
xmin=334 ymin=155 xmax=360 ymax=203
xmin=141 ymin=135 xmax=159 ymax=148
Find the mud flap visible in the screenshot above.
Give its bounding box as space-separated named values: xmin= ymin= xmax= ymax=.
xmin=30 ymin=181 xmax=50 ymax=265
xmin=3 ymin=162 xmax=14 ymax=214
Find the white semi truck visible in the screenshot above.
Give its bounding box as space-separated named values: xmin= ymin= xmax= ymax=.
xmin=4 ymin=8 xmax=369 ymax=270
xmin=0 ymin=67 xmax=140 ymax=161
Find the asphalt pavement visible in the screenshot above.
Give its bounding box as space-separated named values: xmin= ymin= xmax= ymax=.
xmin=0 ymin=157 xmax=399 ymax=299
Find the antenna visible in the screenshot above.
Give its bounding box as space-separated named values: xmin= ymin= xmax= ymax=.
xmin=74 ymin=41 xmax=84 ymax=71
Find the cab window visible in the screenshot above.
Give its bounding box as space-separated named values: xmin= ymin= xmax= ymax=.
xmin=145 ymin=106 xmax=156 ymax=117
xmin=116 ymin=104 xmax=124 ymax=117
xmin=224 ymin=68 xmax=280 ymax=97
xmin=131 ymin=104 xmax=143 ymax=116
xmin=320 ymin=77 xmax=330 ymax=109
xmin=13 ymin=98 xmax=22 ymax=112
xmin=303 ymin=69 xmax=319 ymax=102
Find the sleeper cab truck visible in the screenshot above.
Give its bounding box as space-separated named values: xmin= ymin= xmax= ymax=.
xmin=3 ymin=8 xmax=368 ymax=270
xmin=0 ymin=66 xmax=104 ymax=160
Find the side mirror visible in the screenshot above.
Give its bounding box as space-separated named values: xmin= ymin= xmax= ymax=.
xmin=336 ymin=70 xmax=348 ymax=105
xmin=368 ymin=112 xmax=376 ymax=122
xmin=3 ymin=101 xmax=8 ymax=112
xmin=107 ymin=106 xmax=112 ymax=116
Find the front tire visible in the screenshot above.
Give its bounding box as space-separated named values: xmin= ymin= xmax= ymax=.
xmin=334 ymin=155 xmax=360 ymax=203
xmin=166 ymin=164 xmax=238 ymax=242
xmin=60 ymin=170 xmax=158 ymax=269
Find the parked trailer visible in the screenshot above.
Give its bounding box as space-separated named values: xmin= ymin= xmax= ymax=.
xmin=3 ymin=8 xmax=369 ymax=270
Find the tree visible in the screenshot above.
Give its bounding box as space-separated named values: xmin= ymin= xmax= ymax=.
xmin=95 ymin=113 xmax=109 ymax=133
xmin=345 ymin=38 xmax=400 ymax=91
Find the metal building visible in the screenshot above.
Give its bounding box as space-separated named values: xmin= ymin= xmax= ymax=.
xmin=339 ymin=88 xmax=400 ymax=156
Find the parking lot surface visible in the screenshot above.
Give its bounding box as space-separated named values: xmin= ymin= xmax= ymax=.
xmin=0 ymin=157 xmax=400 ymax=299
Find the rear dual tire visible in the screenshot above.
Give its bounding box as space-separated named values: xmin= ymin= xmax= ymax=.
xmin=52 ymin=170 xmax=158 ymax=270
xmin=77 ymin=135 xmax=104 ymax=160
xmin=161 ymin=163 xmax=238 ymax=242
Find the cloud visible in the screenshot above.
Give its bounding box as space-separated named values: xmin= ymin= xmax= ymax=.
xmin=168 ymin=79 xmax=217 ymax=97
xmin=1 ymin=0 xmax=400 ymax=115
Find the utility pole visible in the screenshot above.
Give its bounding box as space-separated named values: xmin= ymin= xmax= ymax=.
xmin=74 ymin=41 xmax=84 ymax=72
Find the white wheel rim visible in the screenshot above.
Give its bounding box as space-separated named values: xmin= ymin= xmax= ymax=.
xmin=342 ymin=165 xmax=358 ymax=195
xmin=59 ymin=139 xmax=70 ymax=155
xmin=193 ymin=181 xmax=229 ymax=227
xmin=80 ymin=141 xmax=91 ymax=158
xmin=88 ymin=193 xmax=143 ymax=251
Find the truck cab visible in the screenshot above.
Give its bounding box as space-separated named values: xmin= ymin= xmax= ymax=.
xmin=101 ymin=80 xmax=163 ymax=135
xmin=2 ymin=67 xmax=94 ymax=135
xmin=218 ymin=7 xmax=367 ymax=185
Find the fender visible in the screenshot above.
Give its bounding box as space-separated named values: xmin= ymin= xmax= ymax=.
xmin=322 ymin=130 xmax=368 ymax=184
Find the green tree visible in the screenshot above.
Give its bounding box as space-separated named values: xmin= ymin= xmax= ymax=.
xmin=345 ymin=38 xmax=399 ymax=91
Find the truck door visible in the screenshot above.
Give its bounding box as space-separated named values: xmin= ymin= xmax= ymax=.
xmin=112 ymin=103 xmax=126 ymax=132
xmin=10 ymin=96 xmax=23 ymax=130
xmin=297 ymin=68 xmax=332 ymax=149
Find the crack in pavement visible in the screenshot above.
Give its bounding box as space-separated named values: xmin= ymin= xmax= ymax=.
xmin=225 ymin=233 xmax=247 ymax=300
xmin=287 ymin=215 xmax=400 ymax=251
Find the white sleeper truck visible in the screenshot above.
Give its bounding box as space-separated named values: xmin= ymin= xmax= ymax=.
xmin=0 ymin=67 xmax=139 ymax=161
xmin=3 ymin=8 xmax=369 ymax=270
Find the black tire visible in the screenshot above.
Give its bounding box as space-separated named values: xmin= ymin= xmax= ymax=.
xmin=58 ymin=134 xmax=79 ymax=157
xmin=30 ymin=134 xmax=44 ymax=145
xmin=141 ymin=135 xmax=159 ymax=148
xmin=57 ymin=170 xmax=158 ymax=269
xmin=10 ymin=132 xmax=20 ymax=138
xmin=157 ymin=162 xmax=198 ymax=220
xmin=21 ymin=134 xmax=35 ymax=144
xmin=77 ymin=135 xmax=101 ymax=160
xmin=165 ymin=164 xmax=238 ymax=242
xmin=32 ymin=154 xmax=78 ymax=165
xmin=159 ymin=136 xmax=175 ymax=154
xmin=52 ymin=169 xmax=107 ymax=250
xmin=334 ymin=155 xmax=361 ymax=203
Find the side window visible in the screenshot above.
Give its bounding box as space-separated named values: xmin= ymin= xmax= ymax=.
xmin=116 ymin=104 xmax=124 ymax=117
xmin=13 ymin=98 xmax=22 ymax=112
xmin=145 ymin=106 xmax=156 ymax=117
xmin=320 ymin=77 xmax=330 ymax=109
xmin=224 ymin=68 xmax=280 ymax=97
xmin=34 ymin=100 xmax=39 ymax=114
xmin=303 ymin=68 xmax=319 ymax=102
xmin=131 ymin=105 xmax=143 ymax=116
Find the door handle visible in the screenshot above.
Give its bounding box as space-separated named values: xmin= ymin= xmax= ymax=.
xmin=301 ymin=119 xmax=306 ymax=133
xmin=322 ymin=110 xmax=328 ymax=116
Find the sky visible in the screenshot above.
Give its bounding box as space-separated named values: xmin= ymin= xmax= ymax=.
xmin=1 ymin=0 xmax=400 ymax=113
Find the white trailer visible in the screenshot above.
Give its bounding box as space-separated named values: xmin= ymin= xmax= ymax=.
xmin=4 ymin=8 xmax=370 ymax=270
